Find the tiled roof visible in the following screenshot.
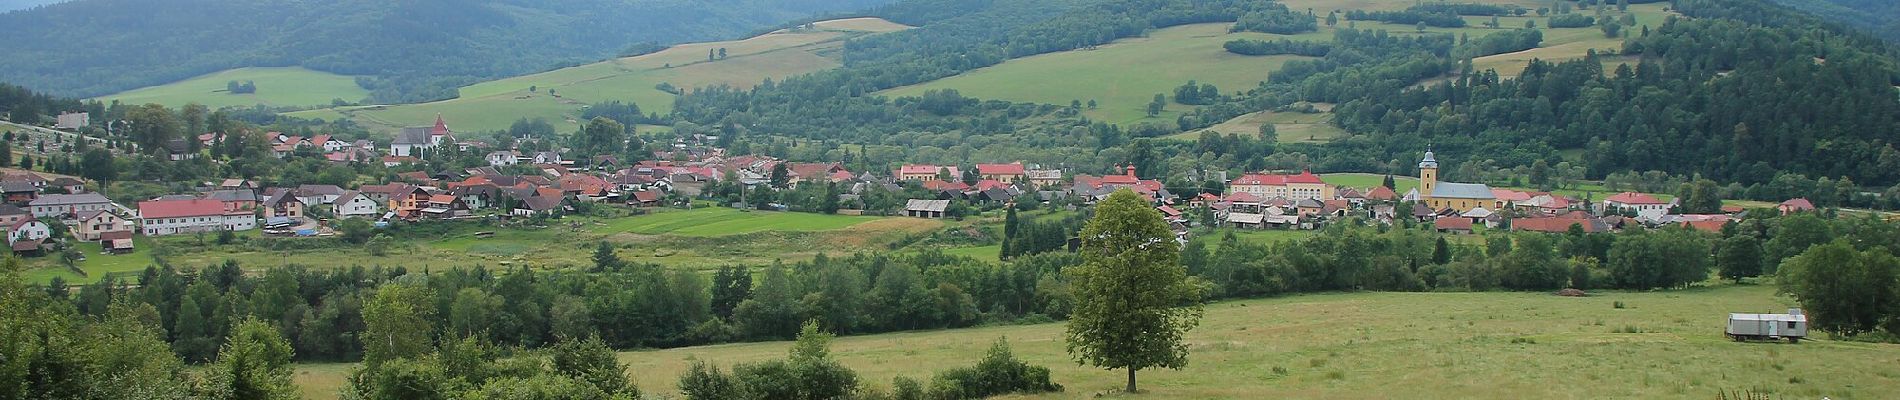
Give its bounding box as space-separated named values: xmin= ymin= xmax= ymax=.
xmin=138 ymin=199 xmax=229 ymax=219
xmin=976 ymin=163 xmax=1025 ymax=175
xmin=1431 ymin=183 xmax=1496 ymax=199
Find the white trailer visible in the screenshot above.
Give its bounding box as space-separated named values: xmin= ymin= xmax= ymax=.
xmin=1726 ymin=309 xmax=1808 ymax=343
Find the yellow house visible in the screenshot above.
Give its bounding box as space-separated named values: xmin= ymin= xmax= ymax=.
xmin=1417 ymin=150 xmax=1502 ymax=212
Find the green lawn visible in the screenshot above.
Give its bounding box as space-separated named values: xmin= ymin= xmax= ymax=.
xmin=1322 ymin=172 xmax=1419 ymax=194
xmin=880 ymin=23 xmax=1316 ymax=124
xmin=22 ymin=236 xmax=161 ymax=284
xmin=1170 ymin=108 xmax=1348 ymax=143
xmin=98 ymin=67 xmax=368 ymax=109
xmin=296 ymin=284 xmax=1900 ymax=399
xmin=285 ymin=18 xmax=909 ymax=134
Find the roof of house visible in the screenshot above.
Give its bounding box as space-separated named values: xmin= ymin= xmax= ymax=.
xmin=28 ymin=193 xmax=110 ymax=207
xmin=976 ymin=163 xmax=1026 ymax=175
xmin=0 ymin=205 xmax=25 ymax=216
xmin=631 ymin=191 xmax=661 ymax=202
xmin=1606 ymin=192 xmax=1665 ymax=205
xmin=262 ymin=190 xmax=302 ymax=207
xmin=297 ymin=184 xmax=345 ymax=197
xmin=1780 ymin=198 xmax=1816 ymax=210
xmin=76 ymin=210 xmax=110 ymax=222
xmin=48 ymin=177 xmax=83 ymax=187
xmin=520 ymin=195 xmax=563 ymax=211
xmin=906 ymin=199 xmax=950 ymax=212
xmin=1431 ymin=183 xmax=1496 ymax=199
xmin=0 ymin=181 xmax=37 ymax=193
xmin=1491 ymin=189 xmax=1534 ymax=202
xmin=203 ymin=189 xmax=259 ymax=202
xmin=1461 ymin=207 xmax=1494 ymax=218
xmin=138 ymin=199 xmax=229 ymax=219
xmin=1434 ymin=217 xmax=1474 ymax=230
xmin=1364 ymin=186 xmax=1398 ymax=200
xmin=897 ymin=165 xmax=959 ymax=177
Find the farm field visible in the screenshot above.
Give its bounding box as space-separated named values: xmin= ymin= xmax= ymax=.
xmin=285 ymin=18 xmax=910 ymax=134
xmin=1171 ymin=107 xmax=1347 ymax=143
xmin=294 ymin=284 xmax=1900 ymax=399
xmin=98 ymin=67 xmax=368 ymax=109
xmin=880 ymin=23 xmax=1316 ymax=124
xmin=19 ymin=207 xmax=936 ymax=284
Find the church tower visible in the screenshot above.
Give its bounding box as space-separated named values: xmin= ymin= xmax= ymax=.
xmin=1418 ymin=148 xmax=1439 ymax=199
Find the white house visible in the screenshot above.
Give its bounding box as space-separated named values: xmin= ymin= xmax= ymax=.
xmin=55 ymin=112 xmax=89 ymax=130
xmin=7 ymin=219 xmax=50 ymax=243
xmin=1604 ymin=192 xmax=1672 ymax=220
xmin=28 ymin=193 xmax=116 ymax=219
xmin=486 ymin=151 xmax=523 ymax=167
xmin=333 ymin=191 xmax=381 ymax=219
xmin=137 ymin=199 xmax=256 ymax=236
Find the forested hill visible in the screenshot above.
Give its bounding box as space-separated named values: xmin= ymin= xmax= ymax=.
xmin=0 ymin=0 xmax=62 ymax=12
xmin=1772 ymin=0 xmax=1900 ymax=42
xmin=0 ymin=0 xmax=892 ymax=102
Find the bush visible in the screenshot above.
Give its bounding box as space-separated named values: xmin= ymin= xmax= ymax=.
xmin=1548 ymin=14 xmax=1595 ymax=28
xmin=922 ymin=338 xmax=1061 ymax=399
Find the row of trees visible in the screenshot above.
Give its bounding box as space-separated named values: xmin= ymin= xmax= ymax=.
xmin=1222 ymin=39 xmax=1332 ymax=57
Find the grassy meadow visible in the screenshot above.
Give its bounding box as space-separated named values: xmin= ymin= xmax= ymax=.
xmin=286 ymin=18 xmax=910 ymax=134
xmin=881 ymin=23 xmax=1314 ymax=124
xmin=98 ymin=67 xmax=368 ymax=109
xmin=294 ymin=284 xmax=1900 ymax=399
xmin=19 ymin=207 xmax=937 ymax=284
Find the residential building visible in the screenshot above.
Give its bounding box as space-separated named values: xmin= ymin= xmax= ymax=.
xmin=137 ymin=199 xmax=256 ymax=236
xmin=1228 ymin=171 xmax=1333 ymax=200
xmin=0 ymin=205 xmax=29 ymax=226
xmin=7 ymin=219 xmax=50 ymax=254
xmin=896 ymin=165 xmax=959 ymax=182
xmin=55 ymin=112 xmax=88 ymax=130
xmin=73 ymin=210 xmax=131 ymax=241
xmin=487 ymin=150 xmax=523 ymax=167
xmin=1604 ymin=192 xmax=1670 ymax=219
xmin=27 ymin=193 xmax=115 ymax=219
xmin=1 ymin=181 xmax=37 ymax=205
xmin=262 ymin=191 xmax=305 ymax=220
xmin=1025 ymin=169 xmax=1064 ymax=187
xmin=333 ymin=191 xmax=381 ymax=219
xmin=976 ymin=163 xmax=1026 ymax=183
xmin=1778 ymin=198 xmax=1816 ymax=215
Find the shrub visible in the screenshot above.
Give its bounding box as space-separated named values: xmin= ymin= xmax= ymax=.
xmin=922 ymin=338 xmax=1061 ymax=399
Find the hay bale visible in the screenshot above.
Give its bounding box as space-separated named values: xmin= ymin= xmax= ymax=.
xmin=1555 ymin=288 xmax=1588 ymax=297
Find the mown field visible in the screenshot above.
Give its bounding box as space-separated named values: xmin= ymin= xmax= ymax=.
xmin=285 ymin=18 xmax=910 ymax=134
xmin=97 ymin=67 xmax=368 ymax=109
xmin=20 ymin=207 xmax=938 ymax=284
xmin=294 ymin=284 xmax=1900 ymax=399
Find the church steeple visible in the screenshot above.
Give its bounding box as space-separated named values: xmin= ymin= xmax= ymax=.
xmin=1419 ymin=146 xmax=1438 ymax=197
xmin=431 ymin=114 xmax=450 ymax=135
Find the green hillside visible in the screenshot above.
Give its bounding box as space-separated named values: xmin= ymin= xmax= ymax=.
xmin=96 ymin=67 xmax=367 ymax=109
xmin=286 ymin=18 xmax=910 ymax=134
xmin=881 ymin=23 xmax=1315 ymax=124
xmin=886 ymin=1 xmax=1671 ymax=127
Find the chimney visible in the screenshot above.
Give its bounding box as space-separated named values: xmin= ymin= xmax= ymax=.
xmin=1125 ymin=165 xmax=1137 ymax=178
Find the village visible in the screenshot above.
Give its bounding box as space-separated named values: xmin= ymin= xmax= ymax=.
xmin=0 ymin=113 xmax=1826 ymax=271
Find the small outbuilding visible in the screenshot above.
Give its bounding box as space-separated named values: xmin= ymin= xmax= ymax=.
xmin=905 ymin=199 xmax=949 ymax=219
xmin=1726 ymin=309 xmax=1808 ymax=343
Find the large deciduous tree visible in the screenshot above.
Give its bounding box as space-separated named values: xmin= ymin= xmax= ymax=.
xmin=1065 ymin=189 xmax=1203 ymax=393
xmin=1779 ymin=240 xmax=1900 ymax=336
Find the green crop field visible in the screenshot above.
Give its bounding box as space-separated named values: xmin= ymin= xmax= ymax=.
xmin=293 ymin=284 xmax=1900 ymax=399
xmin=880 ymin=23 xmax=1316 ymax=124
xmin=286 ymin=18 xmax=910 ymax=134
xmin=98 ymin=67 xmax=368 ymax=109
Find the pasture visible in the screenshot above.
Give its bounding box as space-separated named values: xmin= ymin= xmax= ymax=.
xmin=1321 ymin=172 xmax=1419 ymax=194
xmin=286 ymin=18 xmax=910 ymax=134
xmin=1172 ymin=107 xmax=1347 ymax=143
xmin=98 ymin=67 xmax=368 ymax=109
xmin=294 ymin=284 xmax=1900 ymax=398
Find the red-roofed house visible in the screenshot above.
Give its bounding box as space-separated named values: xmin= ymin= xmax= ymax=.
xmin=1778 ymin=198 xmax=1815 ymax=215
xmin=138 ymin=199 xmax=256 ymax=236
xmin=787 ymin=163 xmax=849 ymax=186
xmin=1229 ymin=171 xmax=1334 ymax=200
xmin=976 ymin=163 xmax=1027 ymax=183
xmin=1604 ymin=192 xmax=1670 ymax=218
xmin=1363 ymin=186 xmax=1399 ymax=202
xmin=1433 ymin=217 xmax=1474 ymax=234
xmin=896 ymin=165 xmax=960 ymax=182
